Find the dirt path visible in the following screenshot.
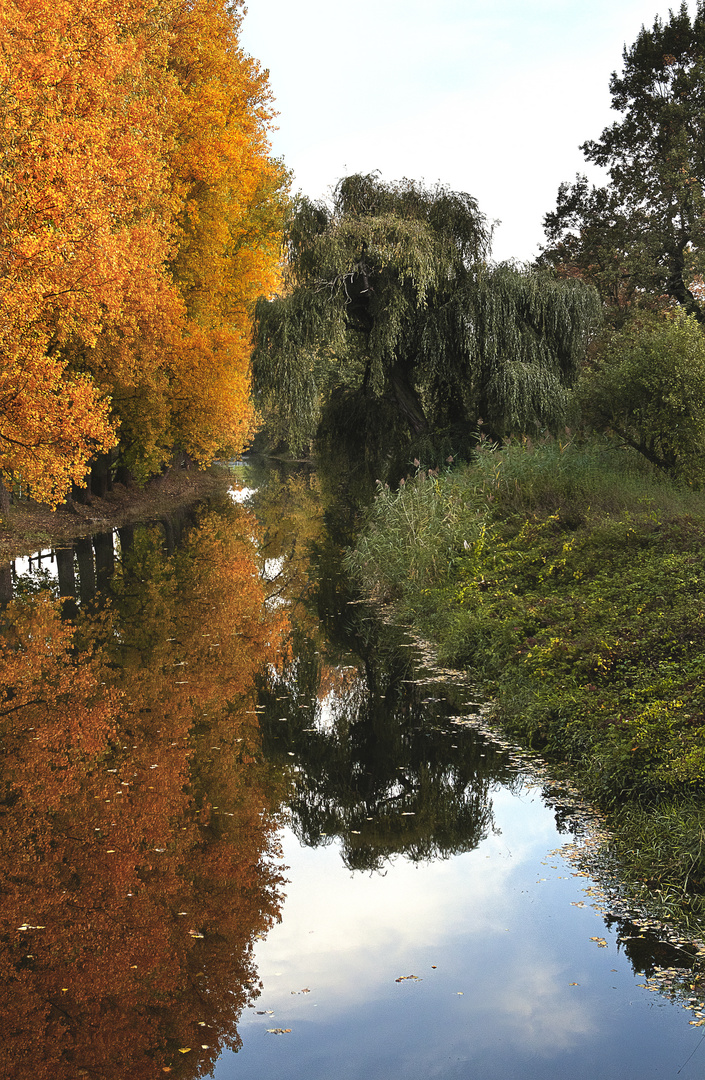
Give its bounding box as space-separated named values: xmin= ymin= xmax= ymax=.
xmin=0 ymin=465 xmax=235 ymax=560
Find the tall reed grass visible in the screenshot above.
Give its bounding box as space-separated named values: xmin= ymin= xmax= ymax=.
xmin=347 ymin=466 xmax=487 ymax=602
xmin=349 ymin=436 xmax=705 ymax=604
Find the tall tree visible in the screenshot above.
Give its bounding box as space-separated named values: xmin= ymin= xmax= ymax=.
xmin=0 ymin=0 xmax=287 ymax=505
xmin=164 ymin=0 xmax=289 ymax=474
xmin=541 ymin=2 xmax=705 ymax=325
xmin=253 ymin=174 xmax=600 ymax=452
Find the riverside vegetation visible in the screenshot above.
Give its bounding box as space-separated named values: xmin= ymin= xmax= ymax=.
xmin=336 ymin=7 xmax=705 ymax=932
xmin=347 ymin=436 xmax=705 ymax=927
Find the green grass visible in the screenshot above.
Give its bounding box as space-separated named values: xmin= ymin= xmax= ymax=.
xmin=346 ymin=435 xmax=705 ymax=924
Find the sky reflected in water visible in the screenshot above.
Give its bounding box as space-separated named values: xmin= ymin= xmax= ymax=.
xmin=217 ymin=785 xmax=705 ymax=1080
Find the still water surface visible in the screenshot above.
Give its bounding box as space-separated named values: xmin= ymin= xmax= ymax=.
xmin=2 ymin=461 xmax=705 ymax=1078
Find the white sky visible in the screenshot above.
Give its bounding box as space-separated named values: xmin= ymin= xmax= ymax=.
xmin=239 ymin=0 xmax=698 ymax=263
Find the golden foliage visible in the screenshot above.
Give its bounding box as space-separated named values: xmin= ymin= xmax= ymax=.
xmin=0 ymin=0 xmax=287 ymax=500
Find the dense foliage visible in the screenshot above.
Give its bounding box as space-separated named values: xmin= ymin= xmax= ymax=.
xmin=0 ymin=504 xmax=289 ymax=1076
xmin=253 ymin=173 xmax=600 ymax=454
xmin=0 ymin=0 xmax=287 ymax=506
xmin=578 ymin=313 xmax=705 ymax=481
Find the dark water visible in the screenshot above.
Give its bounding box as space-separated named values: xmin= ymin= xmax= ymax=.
xmin=2 ymin=462 xmax=705 ymax=1079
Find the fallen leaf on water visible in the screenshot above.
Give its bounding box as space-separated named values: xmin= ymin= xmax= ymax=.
xmin=589 ymin=937 xmax=608 ymax=948
xmin=395 ymin=974 xmax=421 ymax=982
xmin=266 ymin=1029 xmax=292 ymax=1034
xmin=178 ymin=1047 xmax=191 ymax=1054
xmin=569 ymin=982 xmax=579 ymax=986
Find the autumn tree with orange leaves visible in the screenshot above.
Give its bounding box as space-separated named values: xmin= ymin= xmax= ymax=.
xmin=0 ymin=0 xmax=287 ymax=508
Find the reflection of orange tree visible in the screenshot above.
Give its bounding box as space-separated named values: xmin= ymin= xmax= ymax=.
xmin=247 ymin=469 xmax=325 ymax=615
xmin=0 ymin=507 xmax=288 ymax=1078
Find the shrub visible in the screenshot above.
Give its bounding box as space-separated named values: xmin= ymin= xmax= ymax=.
xmin=579 ymin=313 xmax=705 ymax=484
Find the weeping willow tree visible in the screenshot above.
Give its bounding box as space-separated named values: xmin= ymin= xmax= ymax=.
xmin=252 ymin=173 xmax=601 ymax=452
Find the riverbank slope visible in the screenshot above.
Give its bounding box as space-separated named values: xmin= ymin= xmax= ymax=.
xmin=0 ymin=465 xmax=234 ymax=561
xmin=347 ymin=437 xmax=705 ymax=928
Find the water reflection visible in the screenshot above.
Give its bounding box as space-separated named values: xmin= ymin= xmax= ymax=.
xmin=238 ymin=456 xmax=705 ymax=1077
xmin=0 ymin=500 xmax=287 ymax=1078
xmin=4 ymin=462 xmax=705 ymax=1080
xmin=258 ymin=633 xmax=519 ymax=872
xmin=244 ymin=460 xmax=516 ymax=872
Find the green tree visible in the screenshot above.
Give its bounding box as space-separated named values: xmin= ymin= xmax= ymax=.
xmin=541 ymin=2 xmax=705 ymax=325
xmin=252 ymin=173 xmax=600 ymax=453
xmin=579 ymin=313 xmax=705 ymax=480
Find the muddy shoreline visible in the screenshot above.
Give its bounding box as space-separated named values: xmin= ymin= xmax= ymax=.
xmin=0 ymin=464 xmax=235 ymax=560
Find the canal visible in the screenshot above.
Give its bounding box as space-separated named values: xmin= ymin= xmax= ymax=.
xmin=2 ymin=459 xmax=705 ymax=1078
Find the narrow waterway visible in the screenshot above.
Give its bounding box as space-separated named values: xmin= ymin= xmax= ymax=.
xmin=2 ymin=460 xmax=705 ymax=1079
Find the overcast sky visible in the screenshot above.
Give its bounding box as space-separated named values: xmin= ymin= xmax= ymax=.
xmin=239 ymin=0 xmax=697 ymax=263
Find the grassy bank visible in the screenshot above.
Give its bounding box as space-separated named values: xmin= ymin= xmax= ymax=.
xmin=347 ymin=436 xmax=705 ymax=925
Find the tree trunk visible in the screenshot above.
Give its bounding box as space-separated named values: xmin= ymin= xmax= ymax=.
xmin=56 ymin=547 xmax=76 ymax=599
xmin=0 ymin=563 xmax=12 ymax=607
xmin=386 ymin=359 xmax=428 ymax=437
xmin=71 ymin=481 xmax=92 ymax=505
xmin=118 ymin=524 xmax=135 ymax=557
xmin=75 ymin=537 xmax=96 ymax=603
xmin=56 ymin=546 xmax=78 ymax=619
xmin=666 ymin=242 xmax=705 ymax=324
xmin=93 ymin=531 xmax=115 ymax=597
xmin=90 ymin=454 xmax=112 ymax=498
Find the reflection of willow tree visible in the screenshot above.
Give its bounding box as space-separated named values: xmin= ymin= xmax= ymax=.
xmin=0 ymin=504 xmax=288 ymax=1079
xmin=246 ymin=456 xmax=513 ymax=872
xmin=258 ymin=630 xmax=511 ymax=872
xmin=260 ymin=612 xmax=514 ymax=873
